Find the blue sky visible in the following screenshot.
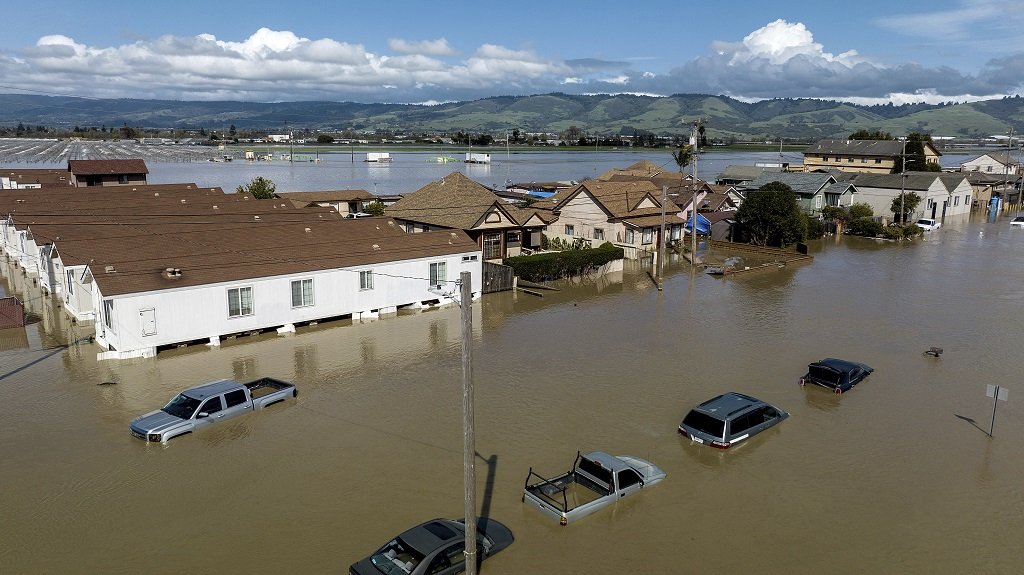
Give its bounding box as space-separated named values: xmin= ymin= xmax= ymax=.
xmin=2 ymin=0 xmax=1023 ymax=104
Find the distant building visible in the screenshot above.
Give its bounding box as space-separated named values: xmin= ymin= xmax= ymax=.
xmin=959 ymin=152 xmax=1021 ymax=176
xmin=266 ymin=134 xmax=291 ymax=142
xmin=67 ymin=159 xmax=148 ymax=187
xmin=803 ymin=139 xmax=941 ymax=174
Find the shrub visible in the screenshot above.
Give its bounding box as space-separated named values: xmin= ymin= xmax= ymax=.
xmin=805 ymin=215 xmax=825 ymax=240
xmin=504 ymin=242 xmax=624 ymax=281
xmin=847 ymin=217 xmax=883 ymax=237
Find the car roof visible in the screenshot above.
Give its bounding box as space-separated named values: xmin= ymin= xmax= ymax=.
xmin=813 ymin=358 xmax=868 ymax=373
xmin=1013 ymin=216 xmax=1024 ymax=221
xmin=692 ymin=392 xmax=765 ymax=419
xmin=398 ymin=519 xmax=462 ymax=556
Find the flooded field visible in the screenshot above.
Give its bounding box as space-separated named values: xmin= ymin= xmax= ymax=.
xmin=2 ymin=214 xmax=1023 ymax=574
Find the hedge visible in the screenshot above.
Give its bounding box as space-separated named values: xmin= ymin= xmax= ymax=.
xmin=504 ymin=242 xmax=624 ymax=282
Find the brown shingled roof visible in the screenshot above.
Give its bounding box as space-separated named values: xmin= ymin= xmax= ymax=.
xmin=387 ymin=172 xmax=533 ymax=229
xmin=68 ymin=159 xmax=149 ymax=175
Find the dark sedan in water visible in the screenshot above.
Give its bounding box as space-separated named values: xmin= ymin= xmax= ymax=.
xmin=349 ymin=517 xmax=513 ymax=575
xmin=801 ymin=358 xmax=874 ymax=394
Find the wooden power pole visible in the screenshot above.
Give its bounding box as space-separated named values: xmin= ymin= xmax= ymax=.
xmin=460 ymin=271 xmax=478 ymax=575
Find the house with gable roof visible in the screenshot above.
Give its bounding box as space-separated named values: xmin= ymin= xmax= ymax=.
xmin=741 ymin=172 xmax=858 ymax=216
xmin=836 ymin=172 xmax=973 ymax=222
xmin=531 ymin=179 xmax=692 ymax=259
xmin=959 ymin=152 xmax=1021 ymax=176
xmin=274 ymin=189 xmax=376 ymax=216
xmin=386 ymin=172 xmax=550 ymax=260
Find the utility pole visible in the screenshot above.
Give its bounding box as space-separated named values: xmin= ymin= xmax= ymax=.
xmin=900 ymin=137 xmax=907 ymax=224
xmin=691 ymin=121 xmax=700 ymax=260
xmin=459 ymin=271 xmax=478 ymax=575
xmin=657 ymin=185 xmax=668 ymax=281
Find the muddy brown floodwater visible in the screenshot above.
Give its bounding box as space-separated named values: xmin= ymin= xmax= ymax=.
xmin=2 ymin=215 xmax=1023 ymax=575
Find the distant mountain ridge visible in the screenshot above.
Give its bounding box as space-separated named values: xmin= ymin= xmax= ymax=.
xmin=1 ymin=92 xmax=1021 ymax=141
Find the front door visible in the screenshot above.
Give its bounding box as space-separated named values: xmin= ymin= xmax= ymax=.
xmin=140 ymin=308 xmax=156 ymax=336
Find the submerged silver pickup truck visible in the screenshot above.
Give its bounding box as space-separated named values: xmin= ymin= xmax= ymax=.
xmin=129 ymin=377 xmax=296 ymax=443
xmin=522 ymin=451 xmax=666 ymax=525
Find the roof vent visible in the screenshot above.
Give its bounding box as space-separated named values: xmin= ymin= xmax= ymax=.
xmin=153 ymin=192 xmax=159 ymax=196
xmin=104 ymin=265 xmax=116 ymax=273
xmin=180 ymin=199 xmax=187 ymax=204
xmin=304 ymin=227 xmax=311 ymax=233
xmin=213 ymin=205 xmax=219 ymax=210
xmin=372 ymin=244 xmax=380 ymax=250
xmin=254 ymin=215 xmax=261 ymax=220
xmin=163 ymin=267 xmax=182 ymax=279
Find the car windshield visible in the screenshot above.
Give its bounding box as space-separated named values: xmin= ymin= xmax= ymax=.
xmin=1014 ymin=217 xmax=1024 ymax=222
xmin=369 ymin=538 xmax=424 ymax=575
xmin=682 ymin=410 xmax=726 ymax=439
xmin=161 ymin=394 xmax=202 ymax=419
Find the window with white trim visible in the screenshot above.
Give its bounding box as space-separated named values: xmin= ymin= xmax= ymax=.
xmin=227 ymin=286 xmax=254 ymax=318
xmin=642 ymin=228 xmax=653 ymax=245
xmin=65 ymin=270 xmax=74 ymax=295
xmin=291 ymin=278 xmax=314 ymax=307
xmin=429 ymin=262 xmax=447 ymax=288
xmin=594 ymin=228 xmax=604 ymax=240
xmin=360 ymin=270 xmax=374 ymax=290
xmin=103 ymin=299 xmax=114 ymax=330
xmin=625 ymin=229 xmax=635 ymax=244
xmin=565 ymin=224 xmax=574 ymax=236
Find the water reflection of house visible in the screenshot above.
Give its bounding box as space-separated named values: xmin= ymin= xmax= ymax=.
xmin=386 ymin=172 xmax=550 ymax=261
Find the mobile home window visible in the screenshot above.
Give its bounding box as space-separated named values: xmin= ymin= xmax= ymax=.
xmin=429 ymin=262 xmax=447 ymax=288
xmin=360 ymin=270 xmax=374 ymax=290
xmin=291 ymin=278 xmax=314 ymax=307
xmin=103 ymin=299 xmax=114 ymax=329
xmin=227 ymin=286 xmax=254 ymax=318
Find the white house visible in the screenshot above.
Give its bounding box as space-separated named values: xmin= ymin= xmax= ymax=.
xmin=839 ymin=173 xmax=974 ymax=221
xmin=959 ymin=153 xmax=1020 ymax=176
xmin=83 ymin=218 xmax=481 ymax=360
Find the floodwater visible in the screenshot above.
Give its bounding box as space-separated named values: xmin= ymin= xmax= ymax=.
xmin=2 ymin=214 xmax=1024 ymax=574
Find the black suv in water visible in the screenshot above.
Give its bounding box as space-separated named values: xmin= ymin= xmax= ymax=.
xmin=678 ymin=392 xmax=788 ymax=449
xmin=800 ymin=358 xmax=874 ymax=394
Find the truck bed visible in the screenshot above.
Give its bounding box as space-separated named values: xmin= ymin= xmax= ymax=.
xmin=524 ymin=470 xmax=611 ymax=514
xmin=244 ymin=377 xmax=297 ymax=408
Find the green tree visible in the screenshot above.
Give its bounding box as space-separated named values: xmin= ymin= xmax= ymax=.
xmin=316 ymin=134 xmax=335 ymax=144
xmin=364 ymin=200 xmax=385 ymax=216
xmin=890 ymin=191 xmax=922 ymax=223
xmin=734 ymin=181 xmax=806 ymax=247
xmin=672 ymin=144 xmax=695 ymax=174
xmin=894 ymin=133 xmax=941 ymax=172
xmin=236 ymin=176 xmax=276 ymax=199
xmin=229 ymin=124 xmax=237 ymax=136
xmin=848 ymin=202 xmax=874 ymax=219
xmin=849 ymin=130 xmax=893 ymax=140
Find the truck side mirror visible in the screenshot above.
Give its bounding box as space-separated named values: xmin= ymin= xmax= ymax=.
xmin=197 ymin=412 xmax=209 ymax=418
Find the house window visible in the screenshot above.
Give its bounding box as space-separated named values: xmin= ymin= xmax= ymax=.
xmin=359 ymin=271 xmax=373 ymax=291
xmin=594 ymin=228 xmax=604 ymax=240
xmin=103 ymin=299 xmax=114 ymax=330
xmin=118 ymin=174 xmax=129 ymax=184
xmin=65 ymin=270 xmax=74 ymax=295
xmin=954 ymin=196 xmax=960 ymax=206
xmin=404 ymin=223 xmax=415 ymax=233
xmin=483 ymin=232 xmax=502 ymax=259
xmin=965 ymin=194 xmax=971 ymax=205
xmin=565 ymin=224 xmax=575 ymax=236
xmin=875 ymin=158 xmax=882 ymax=164
xmin=429 ymin=262 xmax=447 ymax=288
xmin=821 ymin=156 xmax=829 ymax=162
xmin=642 ymin=228 xmax=653 ymax=245
xmin=505 ymin=230 xmax=521 ymax=246
xmin=625 ymin=229 xmax=635 ymax=244
xmin=227 ymin=286 xmax=254 ymax=318
xmin=671 ymin=225 xmax=682 ymax=241
xmin=815 ymin=195 xmax=823 ymax=208
xmin=847 ymin=157 xmax=854 ymax=163
xmin=423 ymin=225 xmax=430 ymax=232
xmin=291 ymin=278 xmax=314 ymax=307
xmin=462 ymin=255 xmax=478 ymax=262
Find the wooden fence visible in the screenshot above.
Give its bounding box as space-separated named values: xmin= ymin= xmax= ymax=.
xmin=482 ymin=262 xmax=515 ymax=294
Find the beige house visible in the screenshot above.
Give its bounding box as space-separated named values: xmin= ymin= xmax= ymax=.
xmin=959 ymin=152 xmax=1020 ymax=176
xmin=386 ymin=172 xmax=550 ymax=261
xmin=532 ymin=180 xmax=694 ymax=259
xmin=803 ymin=139 xmax=941 ymax=174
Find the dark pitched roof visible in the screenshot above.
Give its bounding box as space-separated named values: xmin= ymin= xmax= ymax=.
xmin=805 ymin=139 xmax=942 ymax=158
xmin=743 ymin=172 xmax=837 ymax=195
xmin=275 ymin=190 xmax=374 ymax=203
xmin=68 ymin=159 xmax=149 ymax=175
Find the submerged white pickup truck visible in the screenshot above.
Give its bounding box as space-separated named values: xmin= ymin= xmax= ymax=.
xmin=129 ymin=377 xmax=296 ymax=443
xmin=522 ymin=451 xmax=666 ymax=525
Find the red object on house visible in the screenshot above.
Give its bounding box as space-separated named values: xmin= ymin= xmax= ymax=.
xmin=0 ymin=296 xmax=26 ymax=329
